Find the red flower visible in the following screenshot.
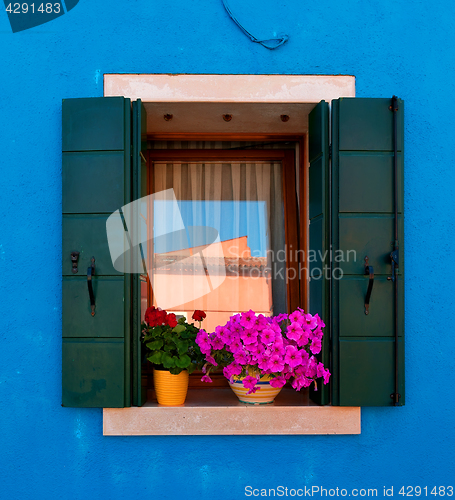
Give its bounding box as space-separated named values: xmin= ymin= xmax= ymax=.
xmin=145 ymin=306 xmax=168 ymax=327
xmin=156 ymin=310 xmax=167 ymax=325
xmin=166 ymin=313 xmax=178 ymax=328
xmin=192 ymin=310 xmax=206 ymax=321
xmin=145 ymin=306 xmax=157 ymax=326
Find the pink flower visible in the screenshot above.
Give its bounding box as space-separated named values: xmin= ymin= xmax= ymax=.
xmin=244 ymin=340 xmax=259 ymax=353
xmin=268 ymin=354 xmax=285 ymax=373
xmin=269 ymin=375 xmax=286 ymax=388
xmin=206 ymin=354 xmax=218 ymax=366
xmin=296 ymin=330 xmax=310 ymax=347
xmin=309 ymin=326 xmax=323 ymax=341
xmin=304 ymin=313 xmax=318 ymax=330
xmin=211 ymin=336 xmax=225 ymax=350
xmin=233 ymin=350 xmax=249 ymax=365
xmin=230 ymin=314 xmax=242 ymax=324
xmin=223 ymin=330 xmax=234 ymax=344
xmin=229 ymin=362 xmax=242 ymax=375
xmin=196 ymin=329 xmax=208 ymax=342
xmin=310 ymin=337 xmax=322 ymax=354
xmin=231 ymin=324 xmax=242 ymax=336
xmin=269 ymin=322 xmax=282 ymax=335
xmin=242 ymin=375 xmax=260 ymax=394
xmin=291 ymin=375 xmax=312 ymax=391
xmin=241 ymin=328 xmax=258 ymax=345
xmin=240 ymin=309 xmax=256 ymax=328
xmin=298 ymin=349 xmax=310 ymax=366
xmin=252 ymin=314 xmax=267 ymax=330
xmin=223 ymin=362 xmax=242 ymax=381
xmin=314 ymin=313 xmax=326 ymax=328
xmin=284 ymin=345 xmax=303 ymax=369
xmin=317 ymin=362 xmax=331 ymax=384
xmin=289 ymin=310 xmax=304 ymax=324
xmin=260 ymin=328 xmax=276 ymax=344
xmin=243 ymin=374 xmax=259 ymax=388
xmin=306 ymin=356 xmax=318 ymax=378
xmin=287 ymin=322 xmax=303 ymax=342
xmin=228 ymin=338 xmax=242 ymax=353
xmin=203 ymin=309 xmax=327 ymax=390
xmin=222 ymin=366 xmax=231 ymax=379
xmin=257 ymin=354 xmax=269 ymax=371
xmin=269 ymin=341 xmax=285 ymax=356
xmin=215 ymin=325 xmax=230 ymax=342
xmin=201 ymin=374 xmax=212 ymax=383
xmin=196 ymin=330 xmax=212 ymax=355
xmin=250 ymin=343 xmax=265 ymax=360
xmin=274 ymin=313 xmax=288 ymax=323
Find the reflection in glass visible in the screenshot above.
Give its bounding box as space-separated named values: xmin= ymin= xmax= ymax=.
xmin=141 ymin=161 xmax=287 ymax=332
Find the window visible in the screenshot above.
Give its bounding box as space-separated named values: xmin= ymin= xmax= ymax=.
xmin=62 ymin=75 xmax=403 ymax=434
xmin=145 ymin=148 xmax=298 ymax=324
xmin=141 ymin=145 xmax=300 ymax=397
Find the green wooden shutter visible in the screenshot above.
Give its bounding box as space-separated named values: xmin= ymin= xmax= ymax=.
xmin=308 ymin=101 xmax=330 ymax=405
xmin=62 ymin=97 xmax=132 ymax=408
xmin=331 ymin=98 xmax=405 ymax=406
xmin=131 ymin=99 xmax=148 ymax=407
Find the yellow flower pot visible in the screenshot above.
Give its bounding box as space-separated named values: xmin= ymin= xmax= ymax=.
xmin=153 ymin=368 xmax=189 ymax=406
xmin=229 ymin=374 xmax=283 ymax=405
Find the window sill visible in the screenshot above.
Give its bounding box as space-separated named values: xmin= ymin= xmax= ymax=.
xmin=103 ymin=388 xmax=360 ymax=435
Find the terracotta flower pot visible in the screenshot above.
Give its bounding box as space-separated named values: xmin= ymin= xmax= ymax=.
xmin=229 ymin=374 xmax=283 ymax=405
xmin=153 ymin=368 xmax=189 ymax=406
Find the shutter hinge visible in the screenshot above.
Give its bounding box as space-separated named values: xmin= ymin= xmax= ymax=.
xmin=389 ymin=96 xmax=399 ymax=112
xmin=387 ymin=245 xmax=399 ymax=283
xmin=329 ymin=144 xmax=332 ymax=159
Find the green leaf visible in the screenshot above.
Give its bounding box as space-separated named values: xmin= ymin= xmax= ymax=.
xmin=146 ymin=339 xmax=163 ymax=350
xmin=175 ymin=354 xmax=191 ymax=368
xmin=161 ymin=353 xmax=176 ymax=369
xmin=163 ymin=344 xmax=174 ymax=353
xmin=176 ymin=340 xmax=189 ymax=354
xmin=172 ymin=324 xmax=186 ymax=334
xmin=147 ymin=351 xmax=162 ymax=364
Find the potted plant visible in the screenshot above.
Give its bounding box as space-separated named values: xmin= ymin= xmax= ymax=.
xmin=196 ymin=308 xmax=330 ymax=404
xmin=142 ymin=306 xmax=205 ymax=406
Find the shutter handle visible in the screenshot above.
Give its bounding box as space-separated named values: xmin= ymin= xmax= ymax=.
xmin=87 ymin=257 xmax=96 ymax=317
xmin=364 ymin=256 xmax=374 ymax=315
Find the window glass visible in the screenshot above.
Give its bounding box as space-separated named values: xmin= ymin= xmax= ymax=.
xmin=141 ymin=160 xmax=287 ymax=333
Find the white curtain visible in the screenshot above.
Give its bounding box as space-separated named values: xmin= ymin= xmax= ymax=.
xmin=149 ymin=159 xmax=286 ymax=332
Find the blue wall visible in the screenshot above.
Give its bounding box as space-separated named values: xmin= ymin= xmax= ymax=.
xmin=1 ymin=0 xmax=454 ymax=498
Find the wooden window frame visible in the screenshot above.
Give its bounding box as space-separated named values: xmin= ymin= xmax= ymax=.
xmin=146 ymin=147 xmax=303 ymax=314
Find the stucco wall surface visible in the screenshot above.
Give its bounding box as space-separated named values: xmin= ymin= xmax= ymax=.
xmin=1 ymin=0 xmax=454 ymax=498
